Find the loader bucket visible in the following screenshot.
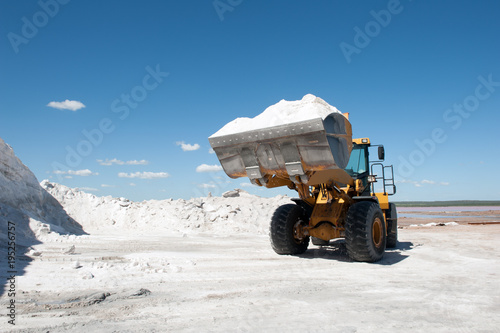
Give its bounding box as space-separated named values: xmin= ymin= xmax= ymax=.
xmin=209 ymin=112 xmax=352 ymax=187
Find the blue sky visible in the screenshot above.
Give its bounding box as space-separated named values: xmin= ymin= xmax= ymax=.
xmin=1 ymin=0 xmax=499 ymax=201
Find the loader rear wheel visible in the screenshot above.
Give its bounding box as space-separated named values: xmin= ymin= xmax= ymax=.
xmin=270 ymin=204 xmax=309 ymax=255
xmin=345 ymin=201 xmax=386 ymax=262
xmin=386 ymin=203 xmax=398 ymax=248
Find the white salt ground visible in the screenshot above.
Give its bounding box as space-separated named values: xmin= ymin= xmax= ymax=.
xmin=210 ymin=94 xmax=343 ymax=137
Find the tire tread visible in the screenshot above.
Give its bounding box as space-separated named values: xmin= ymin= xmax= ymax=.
xmin=270 ymin=204 xmax=309 ymax=255
xmin=345 ymin=201 xmax=386 ymax=262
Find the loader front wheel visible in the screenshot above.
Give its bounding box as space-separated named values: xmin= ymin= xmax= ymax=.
xmin=270 ymin=204 xmax=309 ymax=255
xmin=345 ymin=201 xmax=386 ymax=262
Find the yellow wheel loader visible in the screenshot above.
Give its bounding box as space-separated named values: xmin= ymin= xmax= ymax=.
xmin=209 ymin=111 xmax=397 ymax=262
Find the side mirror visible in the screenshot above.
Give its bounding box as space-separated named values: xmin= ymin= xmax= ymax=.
xmin=378 ymin=146 xmax=385 ymax=160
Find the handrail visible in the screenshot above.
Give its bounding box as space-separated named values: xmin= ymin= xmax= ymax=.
xmin=370 ymin=163 xmax=396 ymax=196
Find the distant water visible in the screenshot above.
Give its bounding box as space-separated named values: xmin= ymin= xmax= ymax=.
xmin=397 ymin=206 xmax=500 ymax=220
xmin=397 ymin=206 xmax=500 ymax=212
xmin=398 ymin=213 xmax=469 ymax=219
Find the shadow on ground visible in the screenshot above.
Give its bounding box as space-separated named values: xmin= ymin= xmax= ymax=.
xmin=0 ymin=208 xmax=40 ymax=299
xmin=0 ymin=191 xmax=87 ymax=297
xmin=297 ymin=239 xmax=415 ymax=265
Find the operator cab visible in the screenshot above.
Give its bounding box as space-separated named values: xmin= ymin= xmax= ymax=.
xmin=344 ymin=138 xmax=396 ymax=196
xmin=344 ymin=143 xmax=369 ymax=180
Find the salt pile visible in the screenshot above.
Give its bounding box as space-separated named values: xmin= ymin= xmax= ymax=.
xmin=0 ymin=137 xmax=64 ymax=215
xmin=0 ymin=138 xmax=86 ymax=245
xmin=210 ymin=94 xmax=343 ymax=137
xmin=43 ymin=183 xmax=292 ymax=236
xmin=0 ymin=136 xmax=293 ymax=241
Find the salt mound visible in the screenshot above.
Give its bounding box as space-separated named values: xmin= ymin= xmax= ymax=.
xmin=210 ymin=94 xmax=343 ymax=137
xmin=0 ymin=137 xmax=295 ymax=240
xmin=0 ymin=137 xmax=86 ymax=245
xmin=43 ymin=181 xmax=292 ymax=236
xmin=0 ymin=137 xmax=46 ymax=211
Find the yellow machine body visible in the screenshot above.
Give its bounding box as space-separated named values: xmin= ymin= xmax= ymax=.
xmin=209 ymin=113 xmax=397 ymax=251
xmin=262 ymin=138 xmax=395 ymax=243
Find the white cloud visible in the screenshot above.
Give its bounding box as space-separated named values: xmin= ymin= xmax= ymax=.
xmin=129 ymin=183 xmax=136 ymax=186
xmin=240 ymin=182 xmax=256 ymax=187
xmin=97 ymin=158 xmax=149 ymax=166
xmin=176 ymin=141 xmax=200 ymax=151
xmin=209 ymin=148 xmax=215 ymax=154
xmin=47 ymin=99 xmax=85 ymax=111
xmin=196 ymin=164 xmax=223 ymax=173
xmin=127 ymin=160 xmax=149 ymax=165
xmin=101 ymin=184 xmax=115 ymax=188
xmin=396 ymin=179 xmax=449 ymax=187
xmin=118 ymin=171 xmax=170 ymax=179
xmin=97 ymin=159 xmax=117 ymax=166
xmin=396 ymin=179 xmax=417 ymax=184
xmin=199 ymin=183 xmax=216 ymax=189
xmin=54 ymin=169 xmax=98 ymax=176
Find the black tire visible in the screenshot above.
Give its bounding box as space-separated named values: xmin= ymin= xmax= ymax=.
xmin=270 ymin=204 xmax=309 ymax=255
xmin=386 ymin=203 xmax=398 ymax=248
xmin=345 ymin=201 xmax=386 ymax=262
xmin=311 ymin=237 xmax=330 ymax=246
